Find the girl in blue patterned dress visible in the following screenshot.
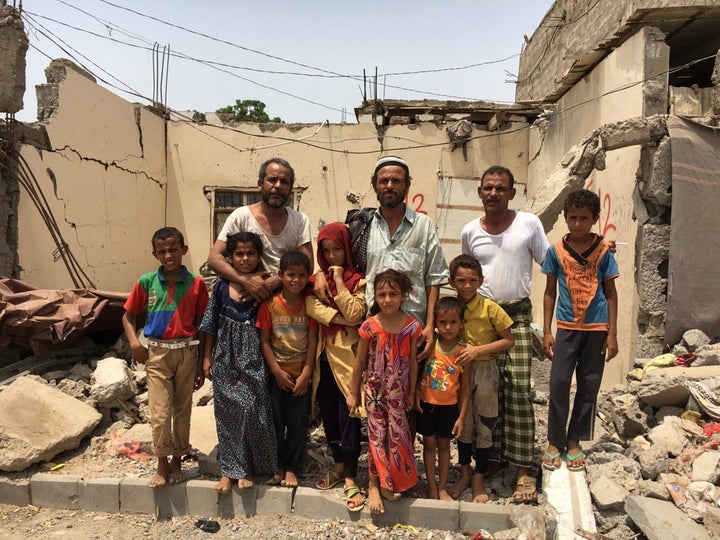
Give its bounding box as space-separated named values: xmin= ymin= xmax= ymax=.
xmin=199 ymin=232 xmax=277 ymax=493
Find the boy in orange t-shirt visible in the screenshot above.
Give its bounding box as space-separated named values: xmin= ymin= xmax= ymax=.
xmin=416 ymin=296 xmax=471 ymax=501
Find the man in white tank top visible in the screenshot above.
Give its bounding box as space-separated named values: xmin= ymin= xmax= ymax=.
xmin=459 ymin=165 xmax=549 ymax=504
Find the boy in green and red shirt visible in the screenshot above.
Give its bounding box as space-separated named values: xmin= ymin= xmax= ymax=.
xmin=122 ymin=227 xmax=208 ymax=488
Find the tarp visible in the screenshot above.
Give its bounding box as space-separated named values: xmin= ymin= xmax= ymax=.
xmin=0 ymin=278 xmax=128 ymax=354
xmin=665 ymin=116 xmax=720 ymax=345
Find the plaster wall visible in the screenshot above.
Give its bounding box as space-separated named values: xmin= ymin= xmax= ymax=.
xmin=17 ymin=66 xmax=167 ymax=290
xmin=526 ymin=28 xmax=662 ymax=385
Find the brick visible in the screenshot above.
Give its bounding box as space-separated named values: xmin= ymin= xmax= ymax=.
xmin=293 ymin=487 xmax=367 ymax=522
xmin=255 ymin=485 xmax=291 ymax=516
xmin=459 ymin=502 xmax=513 ymax=534
xmin=0 ymin=477 xmax=30 ymax=506
xmin=30 ymin=474 xmax=80 ymax=509
xmin=78 ymin=478 xmax=120 ymax=513
xmin=187 ymin=480 xmax=219 ymax=517
xmin=372 ymin=496 xmax=459 ymax=531
xmin=218 ymin=484 xmax=257 ymax=518
xmin=119 ymin=477 xmax=156 ymax=514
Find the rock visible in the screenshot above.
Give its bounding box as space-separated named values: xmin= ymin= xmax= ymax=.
xmin=638 ymin=446 xmax=668 ymax=480
xmin=132 ymin=368 xmax=147 ymax=387
xmin=609 ymin=393 xmax=655 ymax=438
xmin=69 ymin=362 xmax=93 ymax=380
xmin=682 ymin=329 xmax=710 ymax=352
xmin=637 ymin=479 xmax=670 ymax=500
xmin=586 ymin=452 xmax=641 ymax=494
xmin=0 ymin=376 xmax=102 ymax=471
xmin=705 ymin=506 xmax=720 ymax=537
xmin=189 ymin=405 xmax=218 ymax=475
xmin=624 ymin=496 xmax=711 ymax=540
xmin=647 ymin=417 xmax=689 ymax=457
xmin=671 ymin=343 xmax=689 ymax=357
xmin=56 ymin=379 xmax=89 ymax=401
xmin=692 ymin=451 xmax=720 ymax=483
xmin=492 ymin=528 xmax=521 ymax=540
xmin=193 ymin=379 xmax=214 ymax=406
xmin=694 ymin=343 xmax=720 ymax=367
xmin=638 ymin=366 xmax=720 ymax=407
xmin=590 ymin=475 xmax=629 ymax=510
xmin=90 ymin=357 xmax=138 ymax=406
xmin=655 ymin=406 xmax=684 ymax=423
xmin=42 ymin=369 xmax=68 ymax=382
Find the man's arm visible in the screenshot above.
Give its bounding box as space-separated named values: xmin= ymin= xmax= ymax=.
xmin=297 ymin=241 xmax=314 ymax=273
xmin=208 ymin=240 xmax=273 ymax=302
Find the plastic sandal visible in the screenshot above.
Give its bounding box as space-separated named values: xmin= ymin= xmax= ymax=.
xmin=542 ymin=449 xmax=562 ymax=471
xmin=315 ymin=470 xmax=342 ymax=490
xmin=566 ymin=450 xmax=586 ymax=472
xmin=344 ymin=485 xmax=366 ymax=512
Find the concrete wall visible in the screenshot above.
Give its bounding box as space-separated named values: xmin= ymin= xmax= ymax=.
xmin=526 ymin=28 xmax=670 ymax=384
xmin=17 ymin=61 xmax=167 ymax=290
xmin=0 ymin=6 xmax=28 ymax=114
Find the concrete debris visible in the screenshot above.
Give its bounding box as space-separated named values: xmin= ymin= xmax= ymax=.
xmin=691 ymin=451 xmax=720 ymax=483
xmin=638 ymin=366 xmax=720 ymax=407
xmin=590 ymin=475 xmax=629 ymax=511
xmin=683 ymin=330 xmax=711 ymax=352
xmin=90 ymin=357 xmax=138 ymax=406
xmin=694 ymin=344 xmax=720 ymax=368
xmin=624 ymin=496 xmax=711 ymax=540
xmin=0 ymin=376 xmax=101 ymax=471
xmin=647 ymin=417 xmax=689 ymax=457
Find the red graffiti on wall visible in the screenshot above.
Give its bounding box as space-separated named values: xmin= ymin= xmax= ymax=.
xmin=403 ymin=190 xmax=428 ymax=215
xmin=584 ymin=180 xmax=617 ymax=237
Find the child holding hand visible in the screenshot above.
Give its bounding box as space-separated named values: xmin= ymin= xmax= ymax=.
xmin=347 ymin=269 xmax=421 ymax=514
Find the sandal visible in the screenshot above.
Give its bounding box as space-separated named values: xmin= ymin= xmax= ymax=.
xmin=344 ymin=485 xmax=366 ymax=512
xmin=297 ymin=458 xmax=322 ymax=478
xmin=315 ymin=470 xmax=342 ymax=490
xmin=542 ymin=449 xmax=562 ymax=471
xmin=566 ymin=450 xmax=586 ymax=472
xmin=512 ymin=477 xmax=537 ymax=505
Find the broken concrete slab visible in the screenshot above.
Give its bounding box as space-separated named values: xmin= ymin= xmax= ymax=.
xmin=0 ymin=376 xmax=102 ymax=471
xmin=704 ymin=506 xmax=720 ymax=537
xmin=694 ymin=344 xmax=720 ymax=367
xmin=609 ymin=392 xmax=655 ymax=438
xmin=90 ymin=357 xmax=137 ymax=406
xmin=638 ymin=366 xmax=720 ymax=407
xmin=624 ymin=495 xmax=711 ymax=540
xmin=647 ymin=417 xmax=688 ymax=457
xmin=637 ymin=479 xmax=670 ymax=501
xmin=590 ymin=475 xmax=629 ymax=511
xmin=692 ymin=451 xmax=720 ymax=483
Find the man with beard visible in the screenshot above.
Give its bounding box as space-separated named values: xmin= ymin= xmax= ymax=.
xmin=208 ymin=157 xmax=312 ymax=303
xmin=457 ymin=165 xmax=549 ymax=504
xmin=315 ymin=156 xmax=448 ymax=359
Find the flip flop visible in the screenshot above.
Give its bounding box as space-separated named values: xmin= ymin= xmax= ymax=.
xmin=297 ymin=458 xmax=322 ymax=478
xmin=344 ymin=485 xmax=366 ymax=512
xmin=542 ymin=449 xmax=562 ymax=471
xmin=512 ymin=477 xmax=537 ymax=505
xmin=566 ymin=450 xmax=586 ymax=472
xmin=315 ymin=470 xmax=342 ymax=490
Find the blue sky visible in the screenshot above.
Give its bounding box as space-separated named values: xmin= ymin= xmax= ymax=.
xmin=18 ymin=1 xmax=555 ymax=123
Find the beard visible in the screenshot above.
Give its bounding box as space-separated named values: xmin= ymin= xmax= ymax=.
xmin=376 ymin=189 xmax=406 ymax=208
xmin=261 ymin=189 xmax=287 ymax=208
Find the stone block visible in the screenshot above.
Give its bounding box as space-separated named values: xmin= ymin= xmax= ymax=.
xmin=695 ymin=343 xmax=720 ymax=367
xmin=625 ymin=495 xmax=711 ymax=540
xmin=293 ymin=487 xmax=365 ymax=522
xmin=641 ymin=136 xmax=672 ymax=207
xmin=371 ymin=496 xmax=459 ymax=531
xmin=119 ymin=477 xmax=156 ymax=514
xmin=186 ymin=480 xmax=219 ymax=517
xmin=637 ymin=479 xmax=670 ymax=500
xmin=90 ymin=357 xmax=137 ymax=406
xmin=30 ymin=473 xmax=79 ymax=509
xmin=682 ymin=329 xmax=710 ymax=352
xmin=153 ymin=483 xmax=188 ymax=518
xmin=637 ymin=224 xmax=669 ymax=313
xmin=78 ymin=478 xmax=120 ymax=513
xmin=254 ymin=484 xmax=291 ymax=516
xmin=218 ymin=484 xmax=256 ymax=518
xmin=0 ymin=377 xmax=102 ymax=471
xmin=459 ymin=501 xmax=513 ymax=533
xmin=0 ymin=477 xmax=30 ymax=506
xmin=692 ymin=451 xmax=720 ymax=483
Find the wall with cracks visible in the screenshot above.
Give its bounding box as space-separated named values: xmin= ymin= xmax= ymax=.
xmin=16 ymin=59 xmax=167 ymax=290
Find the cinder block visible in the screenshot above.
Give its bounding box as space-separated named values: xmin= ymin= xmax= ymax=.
xmin=255 ymin=485 xmax=291 ymax=516
xmin=153 ymin=483 xmax=188 ymax=518
xmin=372 ymin=496 xmax=459 ymax=531
xmin=293 ymin=487 xmax=366 ymax=522
xmin=30 ymin=473 xmax=79 ymax=509
xmin=459 ymin=501 xmax=513 ymax=533
xmin=187 ymin=480 xmax=219 ymax=517
xmin=218 ymin=484 xmax=256 ymax=518
xmin=120 ymin=477 xmax=156 ymax=514
xmin=78 ymin=478 xmax=120 ymax=513
xmin=0 ymin=477 xmax=30 ymax=506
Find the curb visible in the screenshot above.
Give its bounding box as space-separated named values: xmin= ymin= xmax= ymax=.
xmin=0 ymin=474 xmax=515 ymax=533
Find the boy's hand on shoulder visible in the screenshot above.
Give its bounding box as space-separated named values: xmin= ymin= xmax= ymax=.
xmin=130 ymin=343 xmax=149 ymax=365
xmin=603 ymin=334 xmax=619 ymax=362
xmin=543 ymin=334 xmax=555 ymax=360
xmin=293 ymin=373 xmax=310 ymax=396
xmin=457 ymin=344 xmax=481 ymax=366
xmin=273 ymin=368 xmax=295 ymax=392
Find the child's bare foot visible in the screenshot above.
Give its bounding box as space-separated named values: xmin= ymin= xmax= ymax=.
xmin=268 ymin=472 xmax=283 ymax=486
xmin=471 ymin=473 xmax=489 ymax=503
xmin=148 ymin=457 xmax=169 ymax=488
xmin=167 ymin=456 xmax=185 ymax=485
xmin=281 ymin=470 xmax=298 ymax=488
xmin=367 ymin=483 xmax=384 ymax=514
xmin=438 ymin=489 xmax=453 ymax=501
xmin=448 ymin=466 xmax=471 ymax=499
xmin=380 ymin=487 xmax=401 ymax=502
xmin=427 ymin=481 xmax=439 ymax=500
xmin=214 ymin=477 xmax=232 ymax=494
xmin=237 ymin=478 xmax=254 ymax=489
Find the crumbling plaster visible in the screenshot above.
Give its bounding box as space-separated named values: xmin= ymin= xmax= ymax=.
xmin=17 ymin=61 xmax=167 ymax=290
xmin=0 ymin=5 xmax=28 ymax=114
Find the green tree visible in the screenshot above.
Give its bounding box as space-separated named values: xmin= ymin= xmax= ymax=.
xmin=216 ymin=99 xmax=282 ymax=123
